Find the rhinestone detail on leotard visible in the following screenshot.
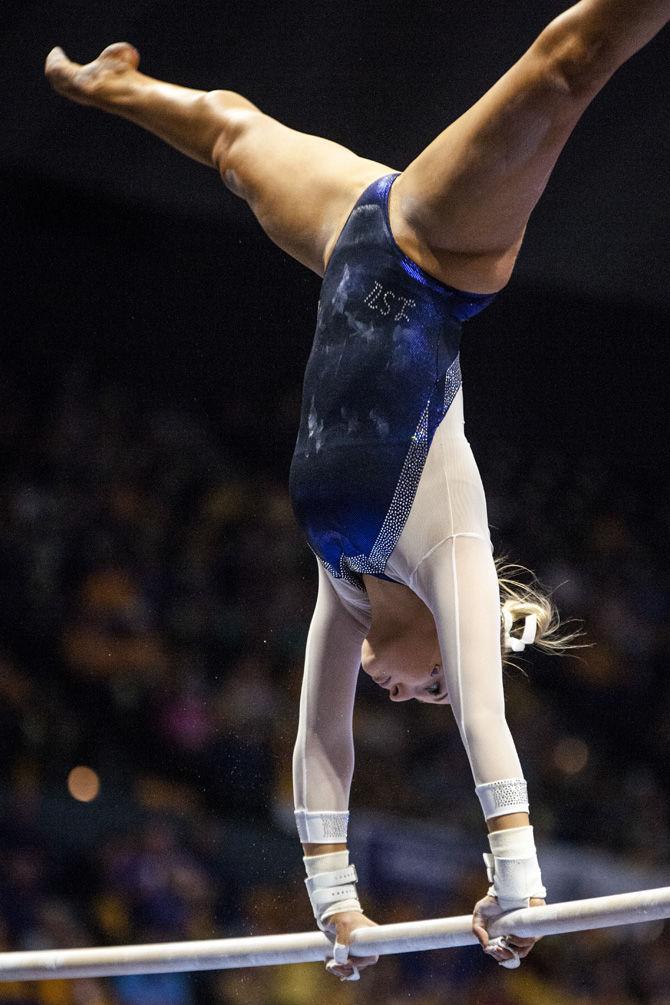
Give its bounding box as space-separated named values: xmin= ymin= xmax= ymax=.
xmin=323 ymin=355 xmax=463 ymax=590
xmin=477 ymin=778 xmax=529 ymax=812
xmin=444 ymin=354 xmax=462 ymax=411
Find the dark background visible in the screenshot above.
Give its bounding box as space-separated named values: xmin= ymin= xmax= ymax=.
xmin=1 ymin=3 xmax=669 ymax=1004
xmin=2 ymin=0 xmax=669 ymax=469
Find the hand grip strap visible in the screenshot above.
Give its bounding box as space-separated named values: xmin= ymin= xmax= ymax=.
xmin=483 ymin=826 xmax=547 ymax=911
xmin=303 ymin=853 xmax=363 ymax=931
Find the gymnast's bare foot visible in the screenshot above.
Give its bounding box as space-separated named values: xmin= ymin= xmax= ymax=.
xmin=44 ymin=43 xmax=141 ymax=109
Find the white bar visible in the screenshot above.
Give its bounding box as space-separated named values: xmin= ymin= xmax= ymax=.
xmin=1 ymin=886 xmax=668 ymax=982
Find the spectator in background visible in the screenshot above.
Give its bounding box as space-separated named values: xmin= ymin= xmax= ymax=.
xmin=0 ymin=369 xmax=668 ymax=1002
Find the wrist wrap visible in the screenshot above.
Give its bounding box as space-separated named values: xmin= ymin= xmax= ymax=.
xmin=483 ymin=825 xmax=547 ymax=911
xmin=303 ymin=851 xmax=363 ymax=931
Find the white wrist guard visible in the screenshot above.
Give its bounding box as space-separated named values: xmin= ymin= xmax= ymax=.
xmin=303 ymin=851 xmax=363 ymax=932
xmin=475 ymin=778 xmax=529 ymax=821
xmin=483 ymin=825 xmax=547 ymax=911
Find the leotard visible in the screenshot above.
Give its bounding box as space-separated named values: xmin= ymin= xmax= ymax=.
xmin=288 ymin=172 xmax=494 ymax=589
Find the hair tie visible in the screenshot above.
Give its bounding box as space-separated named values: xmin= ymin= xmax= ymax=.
xmin=502 ymin=609 xmax=538 ymax=653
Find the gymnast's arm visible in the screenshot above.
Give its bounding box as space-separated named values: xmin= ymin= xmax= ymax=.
xmin=408 ymin=528 xmax=547 ymax=964
xmin=292 ymin=558 xmax=379 ymax=977
xmin=292 ymin=559 xmax=370 ymax=843
xmin=394 ymin=414 xmax=547 ymax=939
xmin=411 ymin=532 xmax=536 ymax=820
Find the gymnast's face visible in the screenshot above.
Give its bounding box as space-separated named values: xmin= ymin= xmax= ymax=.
xmin=360 ymin=621 xmax=450 ymax=704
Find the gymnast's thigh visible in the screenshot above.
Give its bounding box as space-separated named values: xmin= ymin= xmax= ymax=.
xmin=215 ymin=107 xmax=396 ymax=277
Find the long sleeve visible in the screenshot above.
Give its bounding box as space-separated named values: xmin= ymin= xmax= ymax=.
xmin=413 ymin=533 xmax=527 ymax=801
xmin=292 ymin=557 xmax=372 ymax=843
xmin=386 ymin=386 xmax=529 ymax=821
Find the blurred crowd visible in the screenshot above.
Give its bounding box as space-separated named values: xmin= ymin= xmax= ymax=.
xmin=0 ymin=365 xmax=669 ymax=1005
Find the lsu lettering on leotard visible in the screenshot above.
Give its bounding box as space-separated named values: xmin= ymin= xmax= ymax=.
xmin=288 ymin=173 xmax=496 ymax=589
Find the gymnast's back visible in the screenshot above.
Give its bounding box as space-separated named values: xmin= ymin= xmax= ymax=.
xmin=288 ymin=172 xmax=496 ymax=590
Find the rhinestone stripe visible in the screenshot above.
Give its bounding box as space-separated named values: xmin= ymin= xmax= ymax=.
xmin=323 ymin=400 xmax=429 ymax=589
xmin=319 ymin=814 xmax=348 ymax=841
xmin=487 ymin=778 xmax=528 ymax=810
xmin=367 ymin=400 xmax=430 ymax=568
xmin=443 ymin=354 xmax=462 ymax=412
xmin=324 ymin=355 xmax=462 ymax=590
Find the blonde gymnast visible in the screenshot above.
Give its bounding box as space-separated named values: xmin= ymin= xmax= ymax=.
xmin=45 ymin=1 xmax=669 ymax=979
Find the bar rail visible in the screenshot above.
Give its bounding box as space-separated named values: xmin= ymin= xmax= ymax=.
xmin=1 ymin=886 xmax=669 ymax=982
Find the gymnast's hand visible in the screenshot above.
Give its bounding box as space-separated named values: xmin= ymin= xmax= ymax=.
xmin=323 ymin=910 xmax=379 ymax=981
xmin=44 ymin=42 xmax=140 ymax=109
xmin=472 ymin=895 xmax=545 ymax=968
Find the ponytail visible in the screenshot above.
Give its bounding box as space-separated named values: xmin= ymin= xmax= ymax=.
xmin=495 ymin=556 xmax=588 ymax=666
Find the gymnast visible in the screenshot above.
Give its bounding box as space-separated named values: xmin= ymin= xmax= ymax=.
xmin=45 ymin=0 xmax=669 ymax=980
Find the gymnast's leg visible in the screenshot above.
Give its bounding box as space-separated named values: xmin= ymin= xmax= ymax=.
xmin=44 ymin=43 xmax=393 ymax=277
xmin=45 ymin=44 xmax=384 ymax=978
xmin=389 ymin=0 xmax=670 ymax=294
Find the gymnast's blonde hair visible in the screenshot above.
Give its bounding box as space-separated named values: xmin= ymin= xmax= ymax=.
xmin=495 ymin=555 xmax=588 ymax=667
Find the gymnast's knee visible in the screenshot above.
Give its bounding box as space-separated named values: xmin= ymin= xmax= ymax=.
xmin=537 ymin=13 xmax=623 ymax=99
xmin=207 ymin=96 xmax=263 ymax=197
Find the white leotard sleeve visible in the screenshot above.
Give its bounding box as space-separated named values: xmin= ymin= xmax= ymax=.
xmin=386 ymin=386 xmax=529 ymax=819
xmin=292 ymin=557 xmax=371 ymax=844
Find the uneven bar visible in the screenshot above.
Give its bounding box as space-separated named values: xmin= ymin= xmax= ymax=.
xmin=1 ymin=886 xmax=668 ymax=982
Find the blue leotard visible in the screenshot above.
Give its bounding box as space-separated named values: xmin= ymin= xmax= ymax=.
xmin=288 ymin=172 xmax=496 ymax=589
